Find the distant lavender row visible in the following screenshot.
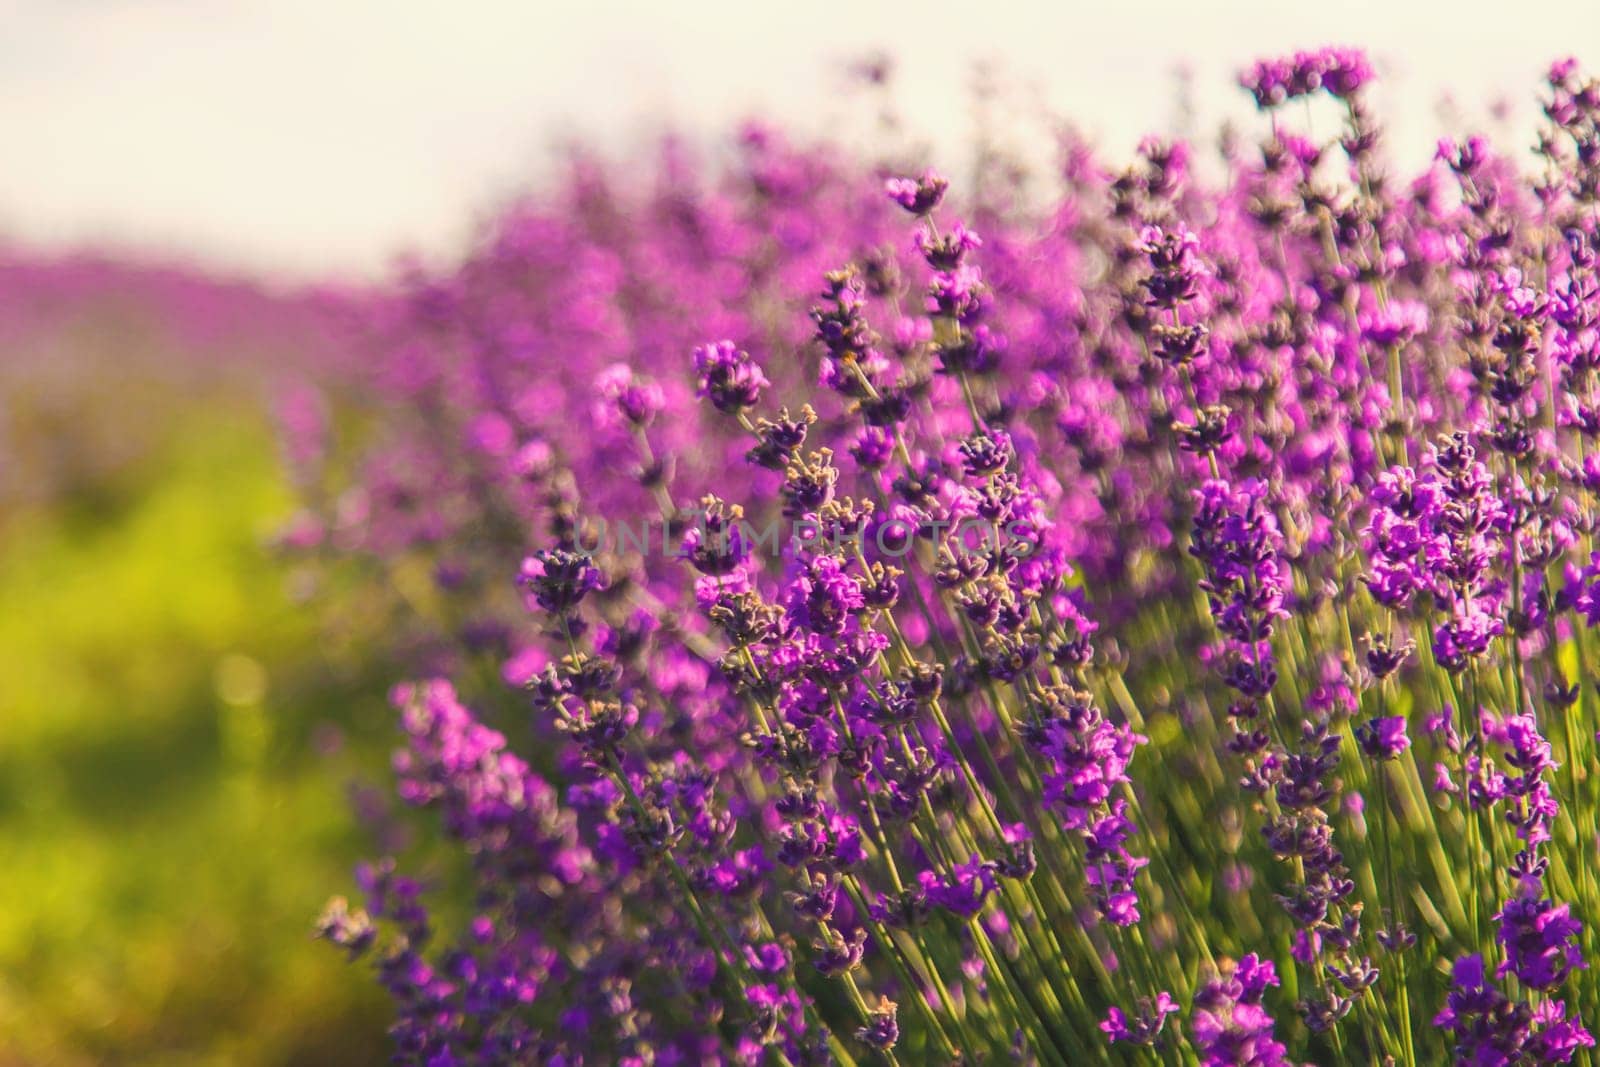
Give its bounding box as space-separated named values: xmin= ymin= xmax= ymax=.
xmin=0 ymin=251 xmax=364 ymax=506
xmin=298 ymin=50 xmax=1600 ymax=1066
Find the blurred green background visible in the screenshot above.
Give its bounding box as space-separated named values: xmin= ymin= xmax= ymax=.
xmin=0 ymin=265 xmax=391 ymax=1065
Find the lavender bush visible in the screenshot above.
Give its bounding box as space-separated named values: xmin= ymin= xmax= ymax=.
xmin=301 ymin=51 xmax=1600 ymax=1065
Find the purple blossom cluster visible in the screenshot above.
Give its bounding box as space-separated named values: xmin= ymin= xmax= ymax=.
xmin=1191 ymin=955 xmax=1289 ymax=1067
xmin=1239 ymin=47 xmax=1374 ymax=108
xmin=293 ymin=51 xmax=1600 ymax=1066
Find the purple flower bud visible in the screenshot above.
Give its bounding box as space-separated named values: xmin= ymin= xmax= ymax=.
xmin=884 ymin=169 xmax=948 ymax=215
xmin=692 ymin=339 xmax=769 ymax=414
xmin=1354 ymin=716 xmax=1410 ymax=760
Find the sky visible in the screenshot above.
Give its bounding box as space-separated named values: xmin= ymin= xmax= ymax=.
xmin=0 ymin=0 xmax=1594 ymax=282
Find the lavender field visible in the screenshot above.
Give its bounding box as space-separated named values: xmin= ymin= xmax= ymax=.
xmin=6 ymin=20 xmax=1600 ymax=1067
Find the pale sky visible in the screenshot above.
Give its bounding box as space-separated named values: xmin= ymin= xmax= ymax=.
xmin=0 ymin=0 xmax=1593 ymax=282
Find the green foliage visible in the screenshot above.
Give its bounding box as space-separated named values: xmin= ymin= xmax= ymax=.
xmin=0 ymin=405 xmax=392 ymax=1065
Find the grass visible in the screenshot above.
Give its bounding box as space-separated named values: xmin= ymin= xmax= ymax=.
xmin=0 ymin=397 xmax=394 ymax=1065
